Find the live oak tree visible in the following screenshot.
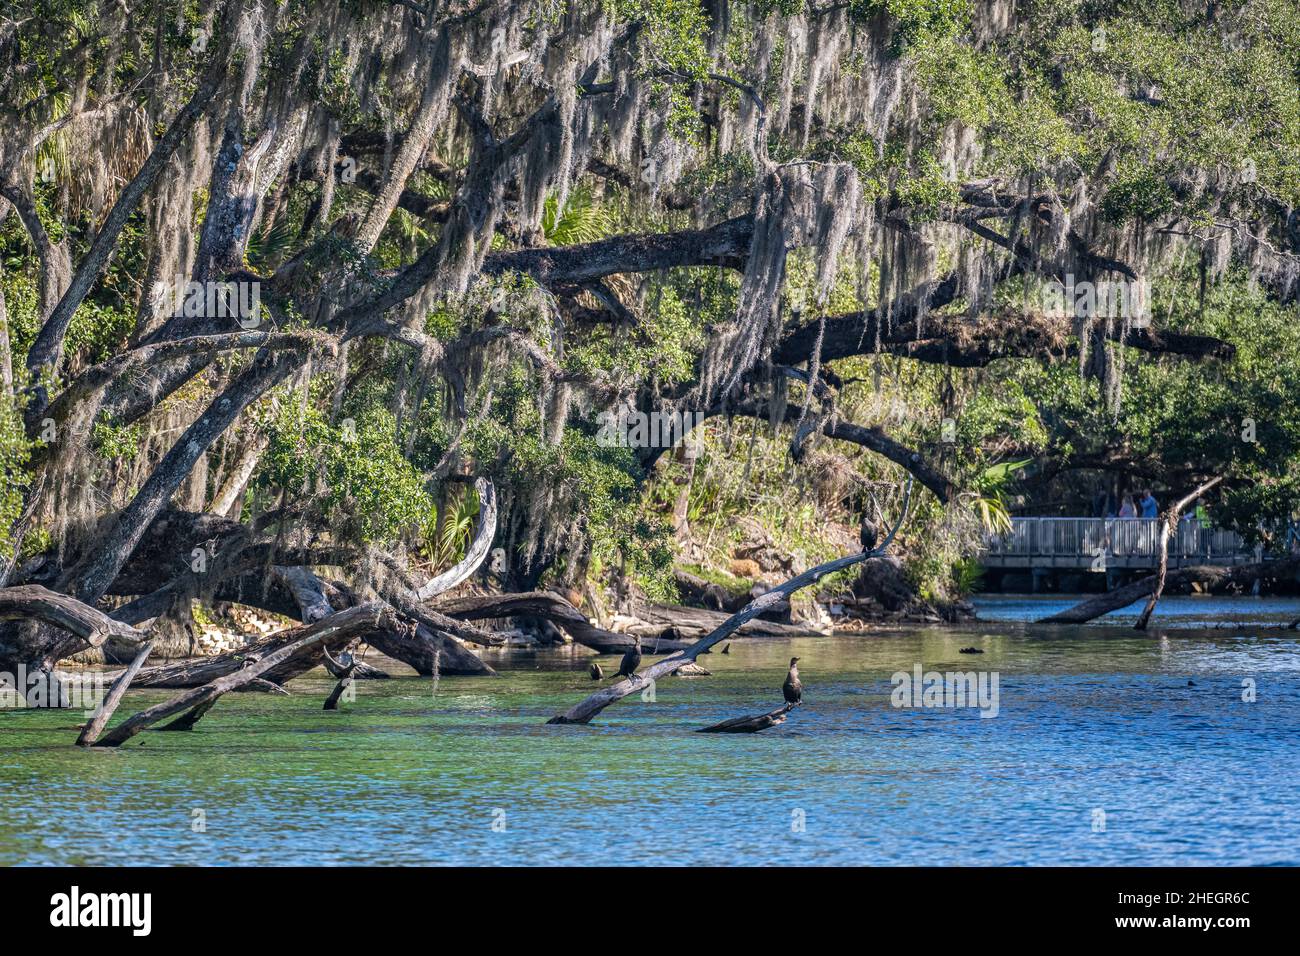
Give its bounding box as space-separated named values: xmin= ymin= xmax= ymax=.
xmin=0 ymin=0 xmax=1297 ymax=678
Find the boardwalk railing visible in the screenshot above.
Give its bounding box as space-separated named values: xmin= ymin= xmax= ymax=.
xmin=981 ymin=517 xmax=1258 ymax=570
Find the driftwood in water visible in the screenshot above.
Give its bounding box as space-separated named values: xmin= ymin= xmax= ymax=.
xmin=1134 ymin=477 xmax=1222 ymax=630
xmin=1039 ymin=554 xmax=1300 ymax=624
xmin=632 ymin=603 xmax=818 ymax=639
xmin=76 ymin=639 xmax=155 ymax=746
xmin=130 ymin=627 xmax=357 ymax=688
xmin=698 ymin=702 xmax=795 ymax=733
xmin=217 ymin=568 xmax=496 ymax=676
xmin=94 ymin=604 xmax=396 ymax=747
xmin=547 ymin=481 xmax=912 ymax=725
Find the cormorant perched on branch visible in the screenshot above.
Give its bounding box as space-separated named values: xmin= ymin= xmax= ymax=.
xmin=783 ymin=657 xmax=802 ymax=705
xmin=859 ymin=513 xmax=878 ymax=552
xmin=615 ymin=636 xmax=642 ymax=681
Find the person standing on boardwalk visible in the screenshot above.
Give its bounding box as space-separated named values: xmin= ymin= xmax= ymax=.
xmin=1139 ymin=489 xmax=1159 ymax=518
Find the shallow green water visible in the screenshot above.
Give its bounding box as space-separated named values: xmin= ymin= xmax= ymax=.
xmin=2 ymin=623 xmax=1298 ymax=866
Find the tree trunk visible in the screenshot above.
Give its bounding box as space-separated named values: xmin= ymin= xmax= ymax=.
xmin=76 ymin=639 xmax=155 ymax=745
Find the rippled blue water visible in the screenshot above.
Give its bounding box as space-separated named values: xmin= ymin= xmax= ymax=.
xmin=2 ymin=617 xmax=1298 ymax=866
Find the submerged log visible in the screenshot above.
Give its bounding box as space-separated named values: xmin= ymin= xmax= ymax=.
xmin=158 ymin=697 xmax=218 ymax=732
xmin=698 ymin=702 xmax=795 ymax=733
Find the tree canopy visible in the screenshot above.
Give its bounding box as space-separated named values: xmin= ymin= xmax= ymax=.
xmin=0 ymin=0 xmax=1297 ymax=669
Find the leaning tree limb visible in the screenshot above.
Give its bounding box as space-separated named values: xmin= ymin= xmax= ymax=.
xmin=1134 ymin=477 xmax=1223 ymax=631
xmin=0 ymin=584 xmax=144 ymax=648
xmin=547 ymin=480 xmax=913 ymax=725
xmin=75 ymin=639 xmax=155 ymax=746
xmin=1038 ymin=555 xmax=1300 ymax=624
xmin=94 ymin=603 xmax=396 ymax=747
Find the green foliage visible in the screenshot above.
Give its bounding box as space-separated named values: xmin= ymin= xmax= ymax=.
xmin=850 ymin=0 xmax=973 ymax=52
xmin=92 ymin=420 xmax=143 ymax=462
xmin=0 ymin=390 xmax=34 ymax=561
xmin=258 ymin=399 xmax=434 ymax=545
xmin=541 ymin=186 xmax=611 ymax=245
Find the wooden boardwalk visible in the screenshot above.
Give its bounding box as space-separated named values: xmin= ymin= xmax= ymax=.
xmin=981 ymin=517 xmax=1262 ymax=571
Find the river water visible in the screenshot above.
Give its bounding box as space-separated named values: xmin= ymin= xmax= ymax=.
xmin=1 ymin=596 xmax=1298 ymax=866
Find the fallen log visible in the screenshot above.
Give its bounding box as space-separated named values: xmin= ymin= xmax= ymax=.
xmin=363 ymin=623 xmax=497 ymax=676
xmin=158 ymin=698 xmax=217 ymax=731
xmin=1038 ymin=554 xmax=1300 ymax=624
xmin=698 ymin=702 xmax=795 ymax=733
xmin=214 ymin=568 xmax=497 ymax=676
xmin=0 ymin=585 xmax=145 ymax=646
xmin=547 ymin=480 xmax=912 ymax=725
xmin=127 ymin=600 xmax=401 ymax=688
xmin=436 ymin=591 xmax=643 ymax=652
xmin=435 ymin=591 xmax=812 ymax=653
xmin=93 ymin=603 xmax=395 ymax=747
xmin=632 ymin=603 xmax=822 ymax=639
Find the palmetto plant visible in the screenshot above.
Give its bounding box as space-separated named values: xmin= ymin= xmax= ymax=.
xmin=971 ymin=458 xmax=1032 ymax=534
xmin=541 ymin=186 xmax=611 ymax=245
xmin=247 ymin=216 xmax=298 ymax=269
xmin=422 ymin=487 xmax=480 ymax=568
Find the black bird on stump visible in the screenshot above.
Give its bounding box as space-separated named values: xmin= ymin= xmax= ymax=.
xmin=615 ymin=636 xmax=642 ymax=682
xmin=783 ymin=657 xmax=803 ymax=705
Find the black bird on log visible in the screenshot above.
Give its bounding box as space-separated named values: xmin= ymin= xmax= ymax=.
xmin=783 ymin=657 xmax=802 ymax=705
xmin=615 ymin=636 xmax=642 ymax=681
xmin=589 ymin=662 xmax=604 ymax=680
